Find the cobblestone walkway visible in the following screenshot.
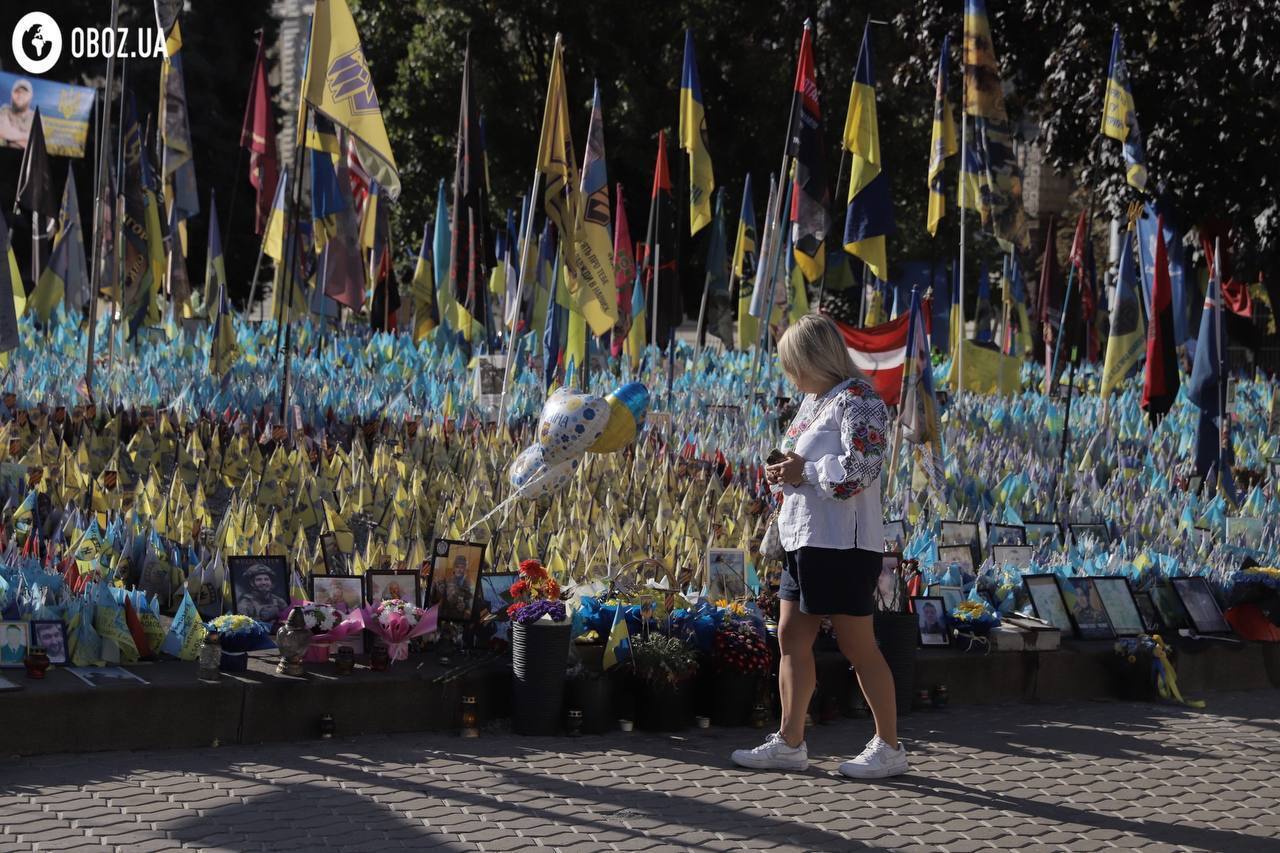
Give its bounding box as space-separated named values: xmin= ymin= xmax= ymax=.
xmin=3 ymin=690 xmax=1278 ymax=851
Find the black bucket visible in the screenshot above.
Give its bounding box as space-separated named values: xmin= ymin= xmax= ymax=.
xmin=710 ymin=671 xmax=761 ymax=727
xmin=873 ymin=612 xmax=918 ymax=717
xmin=511 ymin=622 xmax=571 ymax=735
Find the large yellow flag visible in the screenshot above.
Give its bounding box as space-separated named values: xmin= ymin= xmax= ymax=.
xmin=303 ymin=0 xmax=400 ymax=200
xmin=571 ymin=83 xmax=617 ymax=336
xmin=679 ymin=30 xmax=714 ymax=235
xmin=536 ymin=36 xmax=580 ymax=268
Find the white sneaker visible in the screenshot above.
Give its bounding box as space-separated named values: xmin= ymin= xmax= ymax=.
xmin=838 ymin=736 xmax=908 ymax=779
xmin=731 ymin=732 xmax=809 ymax=771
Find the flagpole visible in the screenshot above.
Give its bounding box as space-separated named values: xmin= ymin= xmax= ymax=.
xmin=957 ymin=109 xmax=967 ymax=389
xmin=818 ymin=147 xmax=848 ymax=312
xmin=496 ymin=166 xmax=541 ymax=421
xmin=885 ymin=285 xmax=920 ymax=502
xmin=107 ymin=58 xmax=128 ymax=371
xmin=1215 ymin=236 xmax=1227 ymax=493
xmin=85 ymin=0 xmax=121 ymax=397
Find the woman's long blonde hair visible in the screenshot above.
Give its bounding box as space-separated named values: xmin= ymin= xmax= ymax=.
xmin=777 ymin=314 xmax=866 ymax=388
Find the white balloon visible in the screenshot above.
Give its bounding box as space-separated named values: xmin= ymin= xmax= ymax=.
xmin=508 ymin=444 xmax=580 ymax=500
xmin=537 ymin=388 xmax=610 ymax=466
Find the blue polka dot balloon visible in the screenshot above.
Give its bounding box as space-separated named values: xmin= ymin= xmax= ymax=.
xmin=537 ymin=388 xmax=610 ymax=465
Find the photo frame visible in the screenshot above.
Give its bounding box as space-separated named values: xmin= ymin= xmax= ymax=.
xmin=986 ymin=523 xmax=1027 ymax=548
xmin=1171 ymin=576 xmax=1232 ymax=635
xmin=1069 ymin=523 xmax=1110 ymax=546
xmin=30 ymin=620 xmax=68 ymax=665
xmin=431 ymin=539 xmax=486 ymax=623
xmin=883 ymin=519 xmax=907 ymax=551
xmin=1023 ymin=574 xmax=1073 ymax=633
xmin=366 ymin=571 xmax=421 ymax=608
xmin=0 ymin=620 xmax=30 ymax=667
xmin=1134 ymin=591 xmax=1162 ymax=633
xmin=1024 ymin=521 xmax=1061 ymax=548
xmin=707 ymin=549 xmax=749 ymax=601
xmin=320 ymin=532 xmax=350 ymax=577
xmin=1091 ymin=576 xmax=1144 ymax=637
xmin=308 ymin=574 xmax=364 ymax=614
xmin=912 ymin=597 xmax=950 ymax=647
xmin=228 ymin=555 xmax=291 ymax=625
xmin=477 ymin=573 xmax=518 ymax=644
xmin=1149 ymin=583 xmax=1191 ymax=631
xmin=991 ymin=545 xmax=1035 ymax=569
xmin=473 ymin=355 xmax=507 ymax=414
xmin=1060 ymin=577 xmax=1115 ymax=640
xmin=939 ymin=520 xmax=979 ymax=547
xmin=928 ymin=584 xmax=964 ymax=616
xmin=936 ymin=544 xmax=976 ymax=575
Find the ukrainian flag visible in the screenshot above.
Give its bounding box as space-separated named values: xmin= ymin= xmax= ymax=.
xmin=32 ymin=167 xmax=87 ymax=324
xmin=303 ymin=0 xmax=399 ymax=199
xmin=626 ymin=274 xmax=646 ymax=370
xmin=1101 ymin=27 xmax=1148 ymax=192
xmin=1100 ymin=220 xmax=1146 ymax=396
xmin=841 ymin=24 xmax=894 ymax=282
xmin=679 ymin=29 xmax=714 ymax=235
xmin=602 ymin=601 xmax=631 ymax=670
xmin=412 ymin=221 xmax=437 ymax=343
xmin=732 ymin=174 xmax=758 ymax=351
xmin=926 ymin=34 xmax=958 ymax=238
xmin=263 ymin=169 xmax=289 ymax=262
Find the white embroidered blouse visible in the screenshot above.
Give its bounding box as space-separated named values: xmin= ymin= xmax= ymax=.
xmin=777 ymin=377 xmax=887 ymax=552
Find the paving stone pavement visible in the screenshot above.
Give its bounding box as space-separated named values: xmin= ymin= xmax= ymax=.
xmin=3 ymin=690 xmax=1278 ymax=852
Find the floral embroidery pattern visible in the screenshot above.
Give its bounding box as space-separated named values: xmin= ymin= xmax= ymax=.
xmin=782 ymin=378 xmax=887 ymax=499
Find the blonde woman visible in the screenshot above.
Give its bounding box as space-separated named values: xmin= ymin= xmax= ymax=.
xmin=731 ymin=313 xmax=906 ymax=779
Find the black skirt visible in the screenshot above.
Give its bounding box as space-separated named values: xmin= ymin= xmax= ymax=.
xmin=779 ymin=546 xmax=881 ymax=617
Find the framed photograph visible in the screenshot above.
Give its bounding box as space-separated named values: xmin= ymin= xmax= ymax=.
xmin=883 ymin=519 xmax=907 ymax=551
xmin=137 ymin=557 xmax=173 ymax=611
xmin=30 ymin=620 xmax=68 ymax=665
xmin=991 ymin=545 xmax=1035 ymax=569
xmin=1150 ymin=583 xmax=1191 ymax=631
xmin=431 ymin=539 xmax=486 ymax=622
xmin=1024 ymin=575 xmax=1072 ymax=633
xmin=1171 ymin=577 xmax=1232 ymax=635
xmin=309 ymin=574 xmax=364 ymax=614
xmin=473 ymin=355 xmax=507 ymax=412
xmin=1134 ymin=591 xmax=1162 ymax=633
xmin=939 ymin=520 xmax=979 ymax=547
xmin=1024 ymin=521 xmax=1061 ymax=548
xmin=928 ymin=584 xmax=964 ymax=616
xmin=477 ymin=573 xmax=517 ymax=644
xmin=1060 ymin=577 xmax=1115 ymax=640
xmin=912 ymin=597 xmax=950 ymax=647
xmin=1069 ymin=523 xmax=1110 ymax=546
xmin=366 ymin=571 xmax=421 ymax=607
xmin=228 ymin=556 xmax=291 ymax=624
xmin=936 ymin=544 xmax=976 ymax=575
xmin=986 ymin=523 xmax=1027 ymax=547
xmin=707 ymin=549 xmax=748 ymax=601
xmin=0 ymin=621 xmax=30 ymax=667
xmin=877 ymin=552 xmax=904 ymax=611
xmin=320 ymin=532 xmax=350 ymax=577
xmin=1091 ymin=576 xmax=1144 ymax=637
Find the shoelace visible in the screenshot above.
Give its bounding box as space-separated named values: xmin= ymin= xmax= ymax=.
xmin=852 ymin=739 xmax=882 ymax=762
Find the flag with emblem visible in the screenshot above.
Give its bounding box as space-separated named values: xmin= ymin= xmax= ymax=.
xmin=303 ymin=0 xmax=400 ymax=199
xmin=926 ymin=34 xmax=958 ymax=237
xmin=679 ymin=29 xmax=714 ymax=235
xmin=1101 ymin=27 xmax=1147 ymax=192
xmin=537 ymin=36 xmax=580 ymax=276
xmin=788 ymin=22 xmax=828 ymax=283
xmin=571 ymin=82 xmax=617 ymax=337
xmin=732 ymin=174 xmax=759 ymax=350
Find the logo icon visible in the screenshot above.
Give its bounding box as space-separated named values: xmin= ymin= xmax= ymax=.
xmin=12 ymin=12 xmax=61 ymax=75
xmin=326 ymin=48 xmax=379 ymax=114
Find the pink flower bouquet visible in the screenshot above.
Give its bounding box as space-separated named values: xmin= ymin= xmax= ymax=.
xmin=360 ymin=599 xmax=439 ymax=662
xmin=290 ymin=600 xmax=366 ymax=663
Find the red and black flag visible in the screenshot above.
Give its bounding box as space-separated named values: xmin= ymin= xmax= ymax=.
xmin=1067 ymin=210 xmax=1099 ymax=363
xmin=15 ymin=107 xmax=57 ymax=290
xmin=450 ymin=39 xmax=491 ymax=342
xmin=787 ymin=22 xmax=828 ymax=283
xmin=642 ymin=130 xmax=679 ymax=345
xmin=1141 ymin=216 xmax=1180 ymax=424
xmin=1036 ymin=215 xmax=1061 ymax=388
xmin=240 ymin=32 xmax=279 ymax=236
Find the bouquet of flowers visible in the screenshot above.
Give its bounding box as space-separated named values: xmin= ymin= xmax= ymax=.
xmin=712 ymin=622 xmax=770 ymax=676
xmin=631 ymin=633 xmax=698 ymax=686
xmin=507 ymin=559 xmax=567 ymax=624
xmin=204 ymin=614 xmax=276 ymax=671
xmin=290 ymin=600 xmax=365 ymax=662
xmin=949 ymin=599 xmax=1000 ymax=636
xmin=360 ymin=599 xmax=438 ymax=662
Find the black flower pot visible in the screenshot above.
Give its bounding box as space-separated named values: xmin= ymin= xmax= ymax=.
xmin=873 ymin=612 xmax=918 ymax=717
xmin=710 ymin=671 xmax=760 ymax=727
xmin=511 ymin=621 xmax=571 ymax=735
xmin=564 ymin=674 xmax=611 ymax=735
xmin=636 ymin=679 xmax=694 ymax=731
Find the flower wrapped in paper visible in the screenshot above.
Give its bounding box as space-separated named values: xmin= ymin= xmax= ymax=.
xmin=361 ymin=599 xmax=438 ymax=662
xmin=290 ymin=600 xmax=365 ymax=662
xmin=204 ymin=614 xmax=275 ymax=671
xmin=950 ymin=598 xmax=1000 ymax=636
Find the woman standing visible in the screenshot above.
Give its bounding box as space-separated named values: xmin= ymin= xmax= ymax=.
xmin=731 ymin=314 xmax=906 ymax=779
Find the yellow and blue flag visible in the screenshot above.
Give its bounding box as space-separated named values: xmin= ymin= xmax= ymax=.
xmin=303 ymin=0 xmax=399 ymax=199
xmin=32 ymin=165 xmax=88 ymax=322
xmin=1101 ymin=27 xmax=1148 ymax=192
xmin=702 ymin=188 xmax=733 ymax=347
xmin=625 ymin=274 xmax=646 ymax=370
xmin=926 ymin=34 xmax=958 ymax=237
xmin=841 ymin=24 xmax=894 ymax=282
xmin=571 ymin=82 xmax=617 ymax=337
xmin=602 ymin=601 xmax=631 ymax=669
xmin=263 ymin=168 xmax=289 ymax=262
xmin=411 ymin=221 xmax=438 ymax=343
xmin=1100 ymin=221 xmax=1146 ymax=396
xmin=679 ymin=29 xmax=714 ymax=235
xmin=732 ymin=174 xmax=758 ymax=350
xmin=536 ymin=36 xmax=580 ymax=272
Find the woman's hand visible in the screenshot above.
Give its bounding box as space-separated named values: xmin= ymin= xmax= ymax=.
xmin=765 ymin=452 xmax=806 ymax=487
